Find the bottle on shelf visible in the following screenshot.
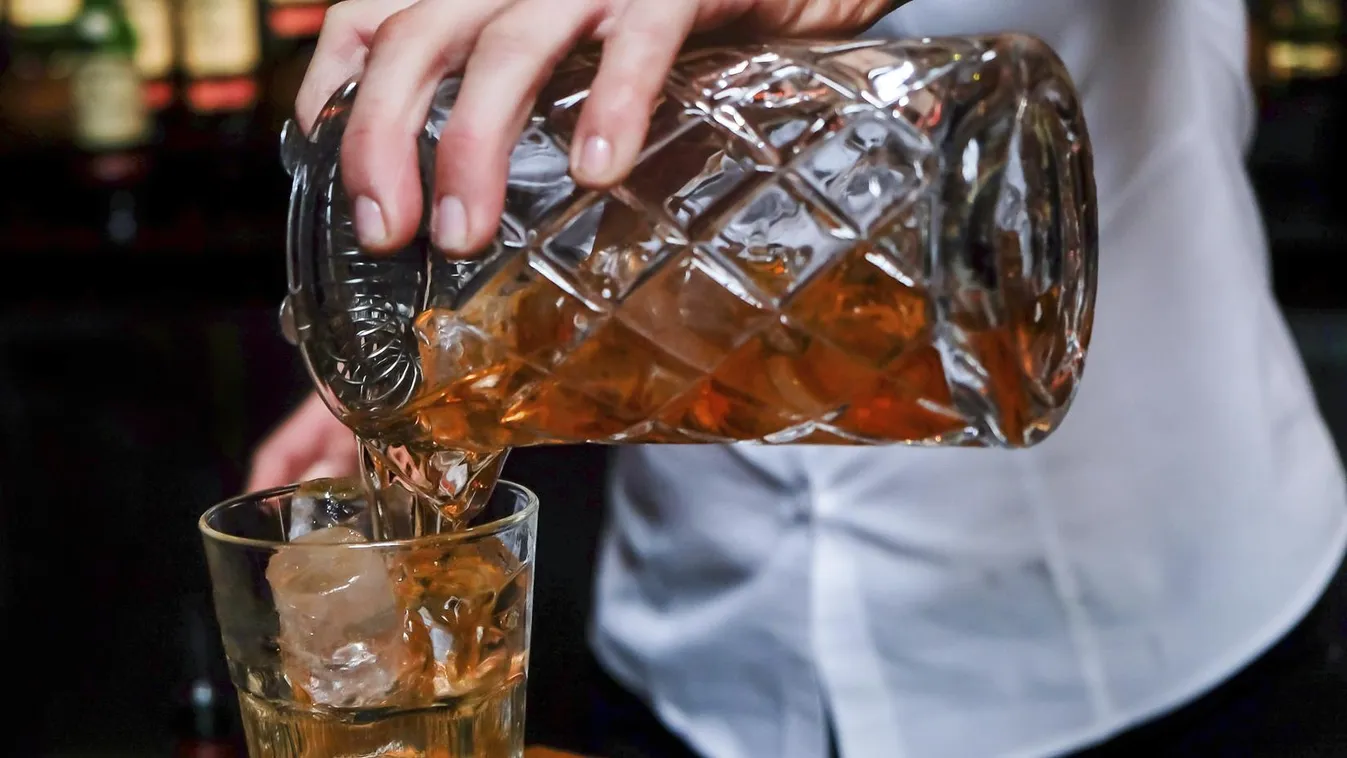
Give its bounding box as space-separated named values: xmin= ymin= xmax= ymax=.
xmin=177 ymin=0 xmax=261 ymax=146
xmin=120 ymin=0 xmax=174 ymax=117
xmin=4 ymin=0 xmax=81 ymax=58
xmin=0 ymin=0 xmax=83 ymax=149
xmin=173 ymin=0 xmax=270 ymax=245
xmin=68 ymin=0 xmax=153 ymax=247
xmin=1246 ymin=0 xmax=1345 ymax=234
xmin=1262 ymin=0 xmax=1343 ymax=86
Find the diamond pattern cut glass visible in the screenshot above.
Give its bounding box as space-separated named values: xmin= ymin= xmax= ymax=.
xmin=281 ymin=34 xmax=1099 ymax=454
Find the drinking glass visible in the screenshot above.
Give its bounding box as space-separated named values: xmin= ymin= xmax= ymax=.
xmin=199 ymin=478 xmax=538 ymax=758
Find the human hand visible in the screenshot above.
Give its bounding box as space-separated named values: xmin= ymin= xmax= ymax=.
xmin=296 ymin=0 xmax=901 ymax=257
xmin=246 ymin=392 xmax=361 ymax=492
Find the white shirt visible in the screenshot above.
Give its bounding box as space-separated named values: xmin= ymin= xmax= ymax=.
xmin=589 ymin=1 xmax=1347 ymax=757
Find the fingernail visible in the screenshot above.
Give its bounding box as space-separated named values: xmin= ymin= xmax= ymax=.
xmin=354 ymin=195 xmax=387 ymax=247
xmin=434 ymin=195 xmax=468 ymax=252
xmin=578 ymin=135 xmax=612 ymax=180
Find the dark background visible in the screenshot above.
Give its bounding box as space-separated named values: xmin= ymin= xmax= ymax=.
xmin=1 ymin=0 xmax=1346 ymax=755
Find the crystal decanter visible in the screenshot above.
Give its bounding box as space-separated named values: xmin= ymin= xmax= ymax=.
xmin=280 ymin=34 xmax=1098 ymax=464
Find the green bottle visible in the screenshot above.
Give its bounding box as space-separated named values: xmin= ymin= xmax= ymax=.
xmin=69 ymin=0 xmax=148 ymax=152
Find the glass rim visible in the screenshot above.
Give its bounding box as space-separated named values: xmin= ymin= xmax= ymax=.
xmin=198 ymin=478 xmax=539 ymax=551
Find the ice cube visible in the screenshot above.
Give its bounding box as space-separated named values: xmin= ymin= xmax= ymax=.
xmin=393 ymin=538 xmax=529 ymax=699
xmin=286 ymin=478 xmax=370 ymax=541
xmin=266 ymin=526 xmax=431 ymax=708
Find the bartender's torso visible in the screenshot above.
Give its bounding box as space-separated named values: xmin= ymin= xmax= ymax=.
xmin=591 ymin=1 xmax=1347 ymax=756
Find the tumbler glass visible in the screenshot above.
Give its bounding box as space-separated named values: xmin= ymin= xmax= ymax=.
xmin=199 ymin=478 xmax=538 ymax=757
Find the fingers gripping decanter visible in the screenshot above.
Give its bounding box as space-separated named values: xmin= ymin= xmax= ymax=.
xmin=278 ymin=34 xmax=1099 ymax=512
